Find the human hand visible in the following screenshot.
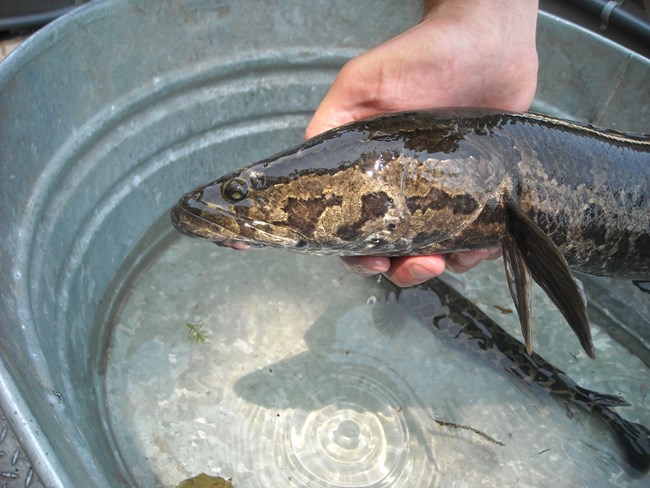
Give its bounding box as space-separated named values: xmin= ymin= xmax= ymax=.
xmin=306 ymin=0 xmax=539 ymax=286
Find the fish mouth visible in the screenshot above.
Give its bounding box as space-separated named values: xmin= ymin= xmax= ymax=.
xmin=170 ymin=201 xmax=306 ymax=251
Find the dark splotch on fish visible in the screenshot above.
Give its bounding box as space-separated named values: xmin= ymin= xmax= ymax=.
xmin=372 ymin=276 xmax=650 ymax=474
xmin=171 ymin=109 xmax=650 ymax=358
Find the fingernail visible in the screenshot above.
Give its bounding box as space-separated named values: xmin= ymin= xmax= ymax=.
xmin=342 ymin=263 xmax=377 ymax=276
xmin=456 ymin=256 xmax=481 ymax=267
xmin=409 ymin=264 xmax=433 ymax=280
xmin=456 ymin=250 xmax=488 ymax=267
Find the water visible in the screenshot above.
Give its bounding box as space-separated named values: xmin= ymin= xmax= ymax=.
xmin=104 ymin=229 xmax=650 ymax=487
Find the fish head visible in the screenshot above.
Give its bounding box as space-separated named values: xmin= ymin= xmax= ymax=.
xmin=171 ymin=130 xmax=415 ymax=255
xmin=171 ymin=167 xmax=307 ymax=251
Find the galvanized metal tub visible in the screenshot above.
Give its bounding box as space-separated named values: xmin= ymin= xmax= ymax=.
xmin=0 ymin=0 xmax=648 ymax=486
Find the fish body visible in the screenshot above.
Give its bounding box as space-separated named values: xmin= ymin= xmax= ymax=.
xmin=374 ymin=276 xmax=650 ymax=474
xmin=171 ymin=109 xmax=650 ymax=357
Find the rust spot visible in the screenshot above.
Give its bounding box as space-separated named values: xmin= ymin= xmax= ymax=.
xmin=494 ymin=305 xmax=513 ymax=315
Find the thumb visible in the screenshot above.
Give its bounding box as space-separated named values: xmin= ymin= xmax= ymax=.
xmin=305 ymin=94 xmax=356 ymax=139
xmin=304 ymin=59 xmax=374 ymax=139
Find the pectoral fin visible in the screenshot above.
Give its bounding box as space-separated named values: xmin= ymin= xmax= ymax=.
xmin=502 ymin=234 xmax=533 ymax=354
xmin=371 ymin=289 xmax=408 ymax=338
xmin=505 ymin=200 xmax=595 ymax=359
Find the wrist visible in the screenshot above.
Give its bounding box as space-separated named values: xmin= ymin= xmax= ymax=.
xmin=416 ymin=0 xmax=538 ymax=112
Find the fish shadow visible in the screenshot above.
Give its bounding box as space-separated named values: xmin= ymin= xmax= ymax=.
xmin=233 ymin=300 xmax=424 ymax=410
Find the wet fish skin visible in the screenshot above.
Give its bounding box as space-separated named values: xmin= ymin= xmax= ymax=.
xmin=171 ymin=109 xmax=650 ymax=358
xmin=171 ymin=109 xmax=650 ymax=273
xmin=373 ymin=277 xmax=650 ymax=474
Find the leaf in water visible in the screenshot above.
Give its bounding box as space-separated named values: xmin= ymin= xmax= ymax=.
xmin=493 ymin=305 xmax=513 ymax=315
xmin=175 ymin=473 xmax=233 ymax=488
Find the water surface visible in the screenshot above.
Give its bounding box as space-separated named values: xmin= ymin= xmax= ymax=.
xmin=105 ymin=233 xmax=649 ymax=487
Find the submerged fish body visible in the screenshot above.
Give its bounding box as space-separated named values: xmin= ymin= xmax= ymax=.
xmin=171 ymin=109 xmax=650 ymax=357
xmin=373 ymin=276 xmax=650 ymax=474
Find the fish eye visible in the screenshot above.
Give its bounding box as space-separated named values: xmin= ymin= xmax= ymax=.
xmin=222 ymin=178 xmax=249 ymax=202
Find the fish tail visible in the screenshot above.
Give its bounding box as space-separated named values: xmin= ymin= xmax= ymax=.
xmin=600 ymin=407 xmax=650 ymax=474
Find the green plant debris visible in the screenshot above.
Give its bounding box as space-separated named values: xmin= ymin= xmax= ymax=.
xmin=175 ymin=473 xmax=233 ymax=487
xmin=186 ymin=322 xmax=208 ymax=344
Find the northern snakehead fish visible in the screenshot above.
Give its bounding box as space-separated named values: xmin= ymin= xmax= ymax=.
xmin=171 ymin=109 xmax=650 ymax=359
xmin=171 ymin=109 xmax=650 ymax=472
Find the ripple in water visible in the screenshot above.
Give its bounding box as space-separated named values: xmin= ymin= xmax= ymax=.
xmin=106 ymin=238 xmax=442 ymax=486
xmin=249 ymin=362 xmax=438 ymax=487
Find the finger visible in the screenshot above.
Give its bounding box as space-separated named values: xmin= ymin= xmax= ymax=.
xmin=485 ymin=247 xmax=503 ymax=260
xmin=445 ymin=248 xmax=497 ymax=273
xmin=305 ymin=56 xmax=382 ymax=139
xmin=384 ymin=255 xmax=446 ymax=287
xmin=305 ymin=101 xmax=356 ymax=139
xmin=341 ymin=256 xmax=391 ymax=277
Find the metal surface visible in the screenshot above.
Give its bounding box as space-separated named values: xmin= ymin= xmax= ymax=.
xmin=0 ymin=414 xmax=44 ymax=488
xmin=541 ymin=0 xmax=650 ymax=57
xmin=566 ymin=0 xmax=650 ymax=45
xmin=0 ymin=1 xmax=648 ymax=486
xmin=0 ymin=1 xmax=82 ymax=31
